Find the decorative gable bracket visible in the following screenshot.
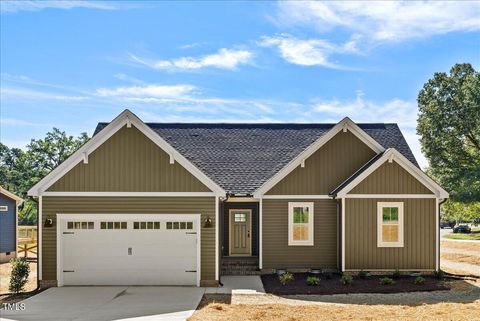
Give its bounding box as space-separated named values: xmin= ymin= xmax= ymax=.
xmin=27 ymin=110 xmax=226 ymax=196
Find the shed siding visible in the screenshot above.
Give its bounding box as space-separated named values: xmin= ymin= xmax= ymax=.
xmin=267 ymin=131 xmax=377 ymax=195
xmin=345 ymin=198 xmax=435 ymax=270
xmin=41 ymin=196 xmax=216 ymax=282
xmin=262 ymin=199 xmax=337 ymax=269
xmin=350 ymin=161 xmax=433 ymax=194
xmin=48 ymin=126 xmax=210 ymax=192
xmin=0 ymin=195 xmax=16 ymax=253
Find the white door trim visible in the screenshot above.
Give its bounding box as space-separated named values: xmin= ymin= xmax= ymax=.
xmin=56 ymin=213 xmax=201 ymax=287
xmin=228 ymin=209 xmax=252 ymax=256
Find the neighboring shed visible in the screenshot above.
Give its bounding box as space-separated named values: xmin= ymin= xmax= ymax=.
xmin=0 ymin=186 xmax=24 ymax=263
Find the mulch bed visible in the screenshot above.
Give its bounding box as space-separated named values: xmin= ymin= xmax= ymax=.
xmin=261 ymin=273 xmax=449 ymax=295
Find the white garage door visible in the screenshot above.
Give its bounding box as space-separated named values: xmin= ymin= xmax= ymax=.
xmin=57 ymin=214 xmax=200 ymax=286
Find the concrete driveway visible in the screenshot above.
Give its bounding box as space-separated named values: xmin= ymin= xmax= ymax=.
xmin=1 ymin=286 xmax=205 ymax=321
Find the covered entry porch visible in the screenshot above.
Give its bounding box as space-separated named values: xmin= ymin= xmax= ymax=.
xmin=220 ymin=198 xmax=259 ymax=275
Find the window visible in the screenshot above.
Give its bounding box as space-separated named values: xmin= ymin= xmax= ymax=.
xmin=288 ymin=202 xmax=314 ymax=246
xmin=166 ymin=221 xmax=194 ymax=230
xmin=377 ymin=202 xmax=404 ymax=247
xmin=234 ymin=213 xmax=246 ymax=222
xmin=133 ymin=221 xmax=160 ymax=230
xmin=67 ymin=221 xmax=94 ymax=230
xmin=0 ymin=205 xmax=8 ymax=212
xmin=100 ymin=221 xmax=127 ymax=230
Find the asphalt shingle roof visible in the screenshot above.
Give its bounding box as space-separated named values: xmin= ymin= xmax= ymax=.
xmin=94 ymin=123 xmax=418 ymax=195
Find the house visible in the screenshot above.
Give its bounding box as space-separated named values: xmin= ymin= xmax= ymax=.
xmin=28 ymin=110 xmax=448 ymax=288
xmin=0 ymin=186 xmax=24 ymax=263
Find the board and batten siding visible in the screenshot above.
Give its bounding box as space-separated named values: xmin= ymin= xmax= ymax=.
xmin=266 ymin=131 xmax=377 ymax=195
xmin=42 ymin=197 xmax=216 ymax=282
xmin=262 ymin=199 xmax=337 ymax=269
xmin=47 ymin=126 xmax=211 ymax=192
xmin=345 ymin=198 xmax=436 ymax=270
xmin=0 ymin=195 xmax=16 ymax=253
xmin=350 ymin=161 xmax=433 ymax=194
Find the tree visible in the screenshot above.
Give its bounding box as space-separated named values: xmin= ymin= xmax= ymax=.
xmin=0 ymin=129 xmax=89 ymax=224
xmin=417 ymin=63 xmax=480 ymax=202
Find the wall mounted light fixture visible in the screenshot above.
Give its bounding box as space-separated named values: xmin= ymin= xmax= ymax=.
xmin=44 ymin=218 xmax=53 ymax=228
xmin=204 ymin=216 xmax=212 ymax=228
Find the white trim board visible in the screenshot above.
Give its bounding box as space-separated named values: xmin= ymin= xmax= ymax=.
xmin=28 ymin=110 xmax=226 ymax=197
xmin=253 ymin=117 xmax=384 ymax=197
xmin=345 ymin=194 xmax=437 ymax=199
xmin=262 ymin=195 xmax=332 ymax=199
xmin=335 ymin=149 xmax=449 ymax=199
xmin=56 ymin=213 xmax=202 ymax=287
xmin=0 ymin=186 xmax=24 ymax=204
xmin=41 ymin=192 xmax=216 ymax=197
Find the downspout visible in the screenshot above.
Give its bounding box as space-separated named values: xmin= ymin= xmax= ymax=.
xmin=218 ymin=193 xmax=230 ymax=287
xmin=438 ymin=198 xmax=447 ymax=271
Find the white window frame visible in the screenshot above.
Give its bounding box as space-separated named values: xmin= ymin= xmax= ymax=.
xmin=377 ymin=202 xmax=404 ymax=247
xmin=0 ymin=205 xmax=8 ymax=212
xmin=288 ymin=202 xmax=314 ymax=246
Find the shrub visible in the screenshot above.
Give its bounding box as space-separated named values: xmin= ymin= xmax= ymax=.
xmin=9 ymin=258 xmax=30 ymax=294
xmin=279 ymin=272 xmax=294 ymax=285
xmin=340 ymin=273 xmax=353 ymax=285
xmin=414 ymin=276 xmax=426 ymax=285
xmin=434 ymin=270 xmax=444 ymax=280
xmin=380 ymin=277 xmax=395 ymax=285
xmin=323 ymin=272 xmax=333 ymax=279
xmin=358 ymin=270 xmax=368 ymax=279
xmin=306 ymin=276 xmax=320 ymax=286
xmin=392 ymin=269 xmax=401 ymax=279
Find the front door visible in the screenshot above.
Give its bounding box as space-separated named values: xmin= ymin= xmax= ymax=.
xmin=229 ymin=209 xmax=251 ymax=256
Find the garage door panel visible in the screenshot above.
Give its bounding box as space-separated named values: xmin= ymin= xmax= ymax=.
xmin=60 ymin=216 xmax=199 ymax=286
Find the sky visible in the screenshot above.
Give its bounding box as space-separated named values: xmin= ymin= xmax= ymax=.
xmin=1 ymin=1 xmax=479 ymax=169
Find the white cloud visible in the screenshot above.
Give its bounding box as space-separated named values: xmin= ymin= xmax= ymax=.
xmin=310 ymin=90 xmax=426 ymax=168
xmin=0 ymin=118 xmax=49 ymax=127
xmin=1 ymin=87 xmax=88 ymax=101
xmin=276 ymin=2 xmax=480 ymax=42
xmin=260 ymin=34 xmax=358 ymax=68
xmin=96 ymin=84 xmax=197 ymax=98
xmin=1 ymin=0 xmax=116 ymax=13
xmin=129 ymin=48 xmax=254 ymax=71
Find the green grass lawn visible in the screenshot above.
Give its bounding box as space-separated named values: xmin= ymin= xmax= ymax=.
xmin=443 ymin=231 xmax=480 ymax=241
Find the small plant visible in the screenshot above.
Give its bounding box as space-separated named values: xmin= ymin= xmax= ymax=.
xmin=358 ymin=270 xmax=368 ymax=279
xmin=279 ymin=272 xmax=294 ymax=285
xmin=306 ymin=276 xmax=320 ymax=286
xmin=414 ymin=276 xmax=426 ymax=285
xmin=323 ymin=272 xmax=333 ymax=279
xmin=9 ymin=258 xmax=30 ymax=294
xmin=434 ymin=270 xmax=444 ymax=280
xmin=340 ymin=273 xmax=353 ymax=285
xmin=380 ymin=277 xmax=395 ymax=285
xmin=392 ymin=269 xmax=401 ymax=279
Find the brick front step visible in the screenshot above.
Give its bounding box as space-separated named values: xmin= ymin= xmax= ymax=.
xmin=221 ymin=257 xmax=260 ymax=276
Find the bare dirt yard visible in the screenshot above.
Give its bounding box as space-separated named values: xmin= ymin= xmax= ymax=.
xmin=441 ymin=240 xmax=480 ymax=277
xmin=190 ymin=279 xmax=480 ymax=321
xmin=0 ymin=251 xmax=37 ymax=296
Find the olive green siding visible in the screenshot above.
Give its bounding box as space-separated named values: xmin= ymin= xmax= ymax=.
xmin=41 ymin=196 xmax=216 ymax=281
xmin=262 ymin=199 xmax=337 ymax=269
xmin=345 ymin=198 xmax=436 ymax=270
xmin=350 ymin=161 xmax=433 ymax=194
xmin=267 ymin=131 xmax=377 ymax=195
xmin=48 ymin=126 xmax=210 ymax=192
